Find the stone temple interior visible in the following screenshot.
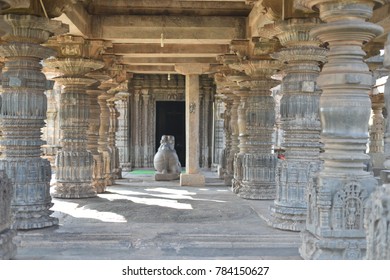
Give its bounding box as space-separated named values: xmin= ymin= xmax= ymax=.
xmin=0 ymin=0 xmax=390 ymax=260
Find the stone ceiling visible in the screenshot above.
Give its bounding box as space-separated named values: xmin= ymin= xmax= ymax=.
xmin=1 ymin=0 xmax=390 ymax=75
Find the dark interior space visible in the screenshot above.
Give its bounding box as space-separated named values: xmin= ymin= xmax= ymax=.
xmin=155 ymin=101 xmax=186 ymax=166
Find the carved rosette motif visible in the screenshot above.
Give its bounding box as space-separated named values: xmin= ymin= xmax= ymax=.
xmin=45 ymin=36 xmax=105 ymax=198
xmin=365 ymin=33 xmax=390 ymax=260
xmin=264 ymin=18 xmax=326 ymax=231
xmin=0 ymin=14 xmax=67 ymax=229
xmin=229 ymin=57 xmax=280 ymax=199
xmin=298 ymin=0 xmax=383 ymax=260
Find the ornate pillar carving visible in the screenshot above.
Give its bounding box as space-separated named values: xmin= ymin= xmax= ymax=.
xmin=108 ymin=95 xmax=122 ymax=179
xmin=0 ymin=13 xmax=67 ymax=229
xmin=86 ymin=88 xmax=106 ymax=193
xmin=369 ymin=93 xmax=385 ymax=171
xmin=229 ymin=40 xmax=281 ymax=199
xmin=115 ymin=85 xmax=132 ymax=172
xmin=98 ymin=81 xmax=115 ymax=186
xmin=199 ymin=76 xmax=214 ymax=168
xmin=297 ymin=0 xmax=383 ymax=259
xmin=45 ymin=36 xmax=107 ymax=198
xmin=142 ymin=90 xmax=152 ymax=167
xmin=263 ymin=18 xmax=327 ymax=231
xmin=365 ymin=32 xmax=390 ymax=260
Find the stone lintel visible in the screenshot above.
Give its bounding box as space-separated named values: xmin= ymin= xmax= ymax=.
xmin=180 ymin=173 xmax=205 ymax=186
xmin=175 ymin=63 xmax=210 ymax=75
xmin=93 ymin=15 xmax=246 ymax=43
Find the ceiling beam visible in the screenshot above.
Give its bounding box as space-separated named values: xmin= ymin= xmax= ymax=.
xmin=125 ymin=64 xmax=177 ymax=74
xmin=92 ymin=15 xmax=246 ymax=44
xmin=113 ymin=43 xmax=229 ymax=56
xmin=123 ymin=57 xmax=218 ymax=65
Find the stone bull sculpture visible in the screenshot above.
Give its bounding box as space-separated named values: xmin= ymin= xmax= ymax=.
xmin=153 ymin=135 xmax=182 ymax=180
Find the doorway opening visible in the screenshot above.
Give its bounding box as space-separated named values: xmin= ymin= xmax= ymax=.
xmin=155 ymin=101 xmax=186 ymax=166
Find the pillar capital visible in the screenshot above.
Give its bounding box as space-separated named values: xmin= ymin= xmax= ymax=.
xmin=175 ymin=63 xmax=210 ymax=75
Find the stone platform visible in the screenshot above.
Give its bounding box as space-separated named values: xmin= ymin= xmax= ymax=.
xmin=13 ymin=169 xmax=301 ymax=260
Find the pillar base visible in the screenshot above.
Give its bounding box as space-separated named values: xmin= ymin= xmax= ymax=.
xmin=155 ymin=173 xmax=180 ymax=181
xmin=12 ymin=204 xmax=59 ymax=230
xmin=53 ymin=182 xmax=97 ymax=199
xmin=0 ymin=229 xmax=17 ymax=260
xmin=233 ymin=181 xmax=276 ymax=200
xmin=300 ymin=230 xmax=366 ymax=260
xmin=223 ymin=174 xmax=233 ymax=186
xmin=93 ymin=179 xmax=106 ymax=194
xmin=268 ymin=204 xmax=306 ymax=232
xmin=180 ymin=173 xmax=205 ymax=186
xmin=113 ymin=168 xmax=122 ymax=179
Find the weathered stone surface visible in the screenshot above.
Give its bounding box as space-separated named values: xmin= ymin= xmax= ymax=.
xmin=229 ymin=50 xmax=281 ymax=200
xmin=45 ymin=35 xmax=107 ymax=198
xmin=0 ymin=14 xmax=67 ymax=229
xmin=115 ymin=89 xmax=131 ymax=172
xmin=0 ymin=170 xmax=16 ymax=259
xmin=365 ymin=33 xmax=390 ymax=260
xmin=264 ymin=17 xmax=326 ymax=232
xmin=369 ymin=93 xmax=385 ymax=172
xmin=299 ymin=0 xmax=383 ymax=260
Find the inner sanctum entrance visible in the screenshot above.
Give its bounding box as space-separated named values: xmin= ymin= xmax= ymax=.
xmin=155 ymin=101 xmax=186 ymax=166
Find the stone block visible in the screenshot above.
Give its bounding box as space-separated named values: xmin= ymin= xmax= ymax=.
xmin=180 ymin=173 xmax=205 ymax=186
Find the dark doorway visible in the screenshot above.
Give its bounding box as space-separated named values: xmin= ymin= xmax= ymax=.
xmin=156 ymin=101 xmax=186 ymax=166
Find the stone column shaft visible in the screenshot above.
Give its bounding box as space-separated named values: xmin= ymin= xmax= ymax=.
xmin=86 ymin=89 xmax=106 ymax=193
xmin=175 ymin=64 xmax=207 ymax=186
xmin=45 ymin=36 xmax=107 ymax=198
xmin=299 ymin=0 xmax=383 ymax=259
xmin=365 ymin=32 xmax=390 ymax=260
xmin=0 ymin=14 xmax=66 ymax=229
xmin=266 ymin=18 xmax=326 ymax=232
xmin=108 ymin=97 xmax=122 ymax=179
xmin=98 ymin=92 xmax=114 ymax=186
xmin=115 ymin=92 xmax=131 ymax=171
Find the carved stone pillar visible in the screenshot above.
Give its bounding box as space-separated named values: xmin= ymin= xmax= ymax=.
xmin=0 ymin=170 xmax=16 ymax=259
xmin=369 ymin=93 xmax=385 ymax=171
xmin=199 ymin=76 xmax=214 ymax=168
xmin=42 ymin=81 xmax=61 ymax=169
xmin=86 ymin=89 xmax=106 ymax=193
xmin=108 ymin=96 xmax=122 ymax=179
xmin=298 ymin=0 xmax=383 ymax=259
xmin=230 ymin=54 xmax=280 ymax=199
xmin=0 ymin=13 xmax=67 ymax=229
xmin=211 ymin=93 xmax=225 ymax=173
xmin=265 ymin=18 xmax=326 ymax=231
xmin=142 ymin=91 xmax=152 ymax=167
xmin=98 ymin=85 xmax=115 ymax=186
xmin=175 ymin=64 xmax=210 ymax=186
xmin=45 ymin=36 xmax=107 ymax=198
xmin=115 ymin=90 xmax=131 ymax=172
xmin=365 ymin=33 xmax=390 ymax=260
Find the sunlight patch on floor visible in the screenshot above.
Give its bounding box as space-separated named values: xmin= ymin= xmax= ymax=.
xmin=98 ymin=193 xmax=193 ymax=210
xmin=52 ymin=200 xmax=127 ymax=223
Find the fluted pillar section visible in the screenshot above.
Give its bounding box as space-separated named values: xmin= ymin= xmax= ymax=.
xmin=0 ymin=14 xmax=67 ymax=229
xmin=230 ymin=59 xmax=280 ymax=199
xmin=211 ymin=93 xmax=225 ymax=173
xmin=298 ymin=0 xmax=383 ymax=259
xmin=266 ymin=18 xmax=327 ymax=231
xmin=365 ymin=32 xmax=390 ymax=260
xmin=370 ymin=94 xmax=385 ymax=153
xmin=98 ymin=89 xmax=115 ymax=186
xmin=45 ymin=36 xmax=106 ymax=198
xmin=86 ymin=89 xmax=106 ymax=193
xmin=108 ymin=97 xmax=122 ymax=179
xmin=115 ymin=91 xmax=131 ymax=172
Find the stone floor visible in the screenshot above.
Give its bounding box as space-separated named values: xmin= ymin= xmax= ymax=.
xmin=13 ymin=169 xmax=302 ymax=260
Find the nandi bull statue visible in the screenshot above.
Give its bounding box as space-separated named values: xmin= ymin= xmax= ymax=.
xmin=153 ymin=135 xmax=182 ymax=181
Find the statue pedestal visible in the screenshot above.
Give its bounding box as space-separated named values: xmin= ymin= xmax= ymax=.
xmin=155 ymin=173 xmax=180 ymax=181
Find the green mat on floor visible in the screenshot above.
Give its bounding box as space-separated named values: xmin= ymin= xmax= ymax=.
xmin=128 ymin=169 xmax=186 ymax=175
